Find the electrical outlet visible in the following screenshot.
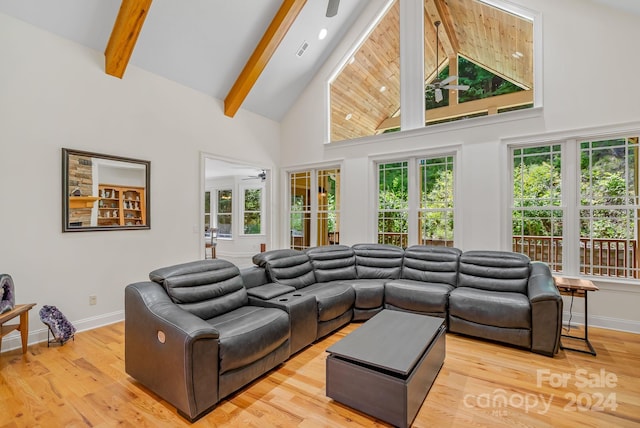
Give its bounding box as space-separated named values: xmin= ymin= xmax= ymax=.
xmin=89 ymin=295 xmax=97 ymax=306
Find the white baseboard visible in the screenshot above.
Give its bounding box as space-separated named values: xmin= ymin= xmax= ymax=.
xmin=0 ymin=310 xmax=124 ymax=354
xmin=562 ymin=311 xmax=640 ymax=334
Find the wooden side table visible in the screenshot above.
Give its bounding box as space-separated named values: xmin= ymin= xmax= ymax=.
xmin=553 ymin=276 xmax=598 ymax=356
xmin=0 ymin=303 xmax=36 ymax=354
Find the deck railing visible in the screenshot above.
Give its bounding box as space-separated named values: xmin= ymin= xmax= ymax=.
xmin=378 ymin=233 xmax=639 ymax=279
xmin=513 ymin=236 xmax=638 ymax=279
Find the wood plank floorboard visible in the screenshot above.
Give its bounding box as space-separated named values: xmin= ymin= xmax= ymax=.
xmin=1 ymin=321 xmax=639 ymax=427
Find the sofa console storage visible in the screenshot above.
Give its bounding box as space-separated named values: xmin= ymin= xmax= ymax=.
xmin=248 ymin=290 xmax=318 ymax=355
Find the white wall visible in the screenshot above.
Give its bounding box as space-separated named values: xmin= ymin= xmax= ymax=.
xmin=281 ymin=0 xmax=640 ymax=332
xmin=0 ymin=13 xmax=280 ymax=351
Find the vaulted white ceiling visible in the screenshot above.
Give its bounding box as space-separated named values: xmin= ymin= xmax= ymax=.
xmin=0 ymin=0 xmax=368 ymax=121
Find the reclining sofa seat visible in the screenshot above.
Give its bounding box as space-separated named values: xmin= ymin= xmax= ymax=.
xmin=124 ymin=259 xmax=290 ymax=421
xmin=384 ymin=245 xmax=462 ymax=319
xmin=251 ymin=249 xmax=355 ymax=341
xmin=337 ymin=243 xmax=406 ymax=320
xmin=448 ymin=251 xmax=562 ymax=356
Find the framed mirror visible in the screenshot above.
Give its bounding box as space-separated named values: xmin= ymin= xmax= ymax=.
xmin=62 ymin=148 xmax=150 ymax=232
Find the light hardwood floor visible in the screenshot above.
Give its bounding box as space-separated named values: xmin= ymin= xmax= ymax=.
xmin=1 ymin=321 xmax=639 ymax=427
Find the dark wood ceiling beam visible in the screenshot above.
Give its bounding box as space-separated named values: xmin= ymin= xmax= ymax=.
xmin=224 ymin=0 xmax=307 ymax=118
xmin=105 ymin=0 xmax=152 ymax=78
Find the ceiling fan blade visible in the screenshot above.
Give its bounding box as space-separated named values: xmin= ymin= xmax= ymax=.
xmin=326 ymin=0 xmax=339 ymax=17
xmin=435 ymin=88 xmax=443 ymax=103
xmin=440 ymin=75 xmax=457 ymax=85
xmin=443 ymin=84 xmax=470 ymax=91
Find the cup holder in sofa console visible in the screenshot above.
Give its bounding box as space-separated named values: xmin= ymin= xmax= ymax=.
xmin=279 ymin=298 xmax=289 ymax=302
xmin=293 ymin=294 xmax=302 ymax=297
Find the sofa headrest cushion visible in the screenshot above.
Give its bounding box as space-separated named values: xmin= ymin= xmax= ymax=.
xmin=252 ymin=249 xmax=316 ymax=289
xmin=149 ymin=259 xmax=248 ymax=319
xmin=402 ymin=245 xmax=461 ymax=285
xmin=252 ymin=249 xmax=302 ymax=267
xmin=306 ymin=245 xmax=357 ymax=282
xmin=352 ymin=243 xmax=404 ymax=279
xmin=458 ymin=251 xmax=530 ymax=293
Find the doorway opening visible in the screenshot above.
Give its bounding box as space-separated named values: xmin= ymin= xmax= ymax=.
xmin=202 ymin=154 xmax=271 ymax=267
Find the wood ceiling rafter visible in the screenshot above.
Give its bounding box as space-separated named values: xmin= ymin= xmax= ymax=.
xmin=105 ymin=0 xmax=153 ymax=79
xmin=224 ymin=0 xmax=307 ymax=118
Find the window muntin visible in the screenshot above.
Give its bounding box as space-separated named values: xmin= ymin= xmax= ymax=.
xmin=579 ymin=137 xmax=639 ymax=278
xmin=419 ymin=156 xmax=454 ymax=246
xmin=242 ymin=187 xmax=263 ymax=235
xmin=289 ymin=168 xmax=341 ymax=250
xmin=217 ymin=189 xmax=232 ymax=239
xmin=511 ymin=145 xmax=563 ymax=272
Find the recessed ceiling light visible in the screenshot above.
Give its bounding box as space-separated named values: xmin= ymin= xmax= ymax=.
xmin=348 ymin=56 xmax=355 ymax=64
xmin=345 ymin=113 xmax=352 ymax=120
xmin=512 ymin=51 xmax=524 ymax=58
xmin=379 ymin=86 xmax=386 ymax=92
xmin=318 ymin=28 xmax=328 ymax=40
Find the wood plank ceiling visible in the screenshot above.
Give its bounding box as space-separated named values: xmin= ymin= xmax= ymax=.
xmin=330 ymin=0 xmax=534 ymax=142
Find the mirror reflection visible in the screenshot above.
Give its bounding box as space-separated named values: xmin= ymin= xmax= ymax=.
xmin=62 ymin=148 xmax=150 ymax=232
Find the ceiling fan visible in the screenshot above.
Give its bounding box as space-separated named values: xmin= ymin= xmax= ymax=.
xmin=425 ymin=21 xmax=469 ymax=103
xmin=243 ymin=170 xmax=267 ymax=182
xmin=326 ymin=0 xmax=339 ymax=17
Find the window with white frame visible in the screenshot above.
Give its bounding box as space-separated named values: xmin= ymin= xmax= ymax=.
xmin=378 ymin=161 xmax=409 ymax=247
xmin=419 ymin=156 xmax=455 ymax=246
xmin=289 ymin=168 xmax=340 ymax=249
xmin=377 ymin=154 xmax=455 ymax=248
xmin=242 ymin=186 xmax=263 ymax=235
xmin=511 ymin=144 xmax=563 ymax=272
xmin=580 ymin=137 xmax=639 ymax=278
xmin=217 ymin=189 xmax=232 ymax=239
xmin=510 ymin=136 xmax=640 ymax=280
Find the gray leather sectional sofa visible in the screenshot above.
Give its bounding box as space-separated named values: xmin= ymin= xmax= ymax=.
xmin=124 ymin=243 xmax=562 ymax=421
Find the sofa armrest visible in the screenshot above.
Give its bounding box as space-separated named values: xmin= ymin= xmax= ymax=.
xmin=246 ymin=283 xmax=296 ymax=300
xmin=125 ymin=281 xmax=220 ymax=421
xmin=527 ymin=262 xmax=563 ymax=356
xmin=240 ymin=266 xmax=269 ymax=289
